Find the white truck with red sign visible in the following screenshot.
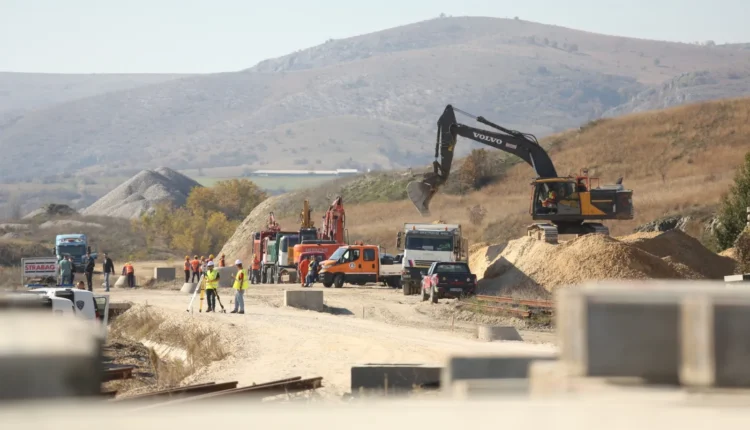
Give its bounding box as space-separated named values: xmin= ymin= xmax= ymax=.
xmin=22 ymin=257 xmax=59 ymax=288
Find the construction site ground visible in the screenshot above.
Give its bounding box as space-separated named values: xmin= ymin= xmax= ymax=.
xmin=108 ymin=283 xmax=555 ymax=399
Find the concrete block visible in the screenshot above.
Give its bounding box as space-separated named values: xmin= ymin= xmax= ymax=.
xmin=351 ymin=364 xmax=441 ymax=394
xmin=153 ymin=267 xmax=176 ymax=282
xmin=477 ymin=325 xmax=523 ymax=341
xmin=724 ymin=274 xmax=750 ymax=283
xmin=0 ymin=311 xmax=104 ymax=400
xmin=529 ymin=360 xmax=574 ymax=397
xmin=180 ymin=283 xmax=198 ymax=294
xmin=284 ymin=290 xmax=324 ymax=311
xmin=681 ymin=291 xmax=750 ymax=388
xmin=557 ymin=280 xmax=731 ymax=383
xmin=450 ymin=378 xmax=529 ymax=398
xmin=442 ymin=352 xmax=556 ymax=392
xmin=114 ymin=276 xmax=127 ymax=288
xmin=216 ymin=267 xmax=237 ymax=288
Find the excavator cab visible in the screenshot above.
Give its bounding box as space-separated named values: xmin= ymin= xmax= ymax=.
xmin=531 ymin=179 xmax=581 ymax=218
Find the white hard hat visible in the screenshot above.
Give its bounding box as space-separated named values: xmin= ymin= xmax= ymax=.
xmin=235 ymin=259 xmax=242 ymax=265
xmin=207 ymin=261 xmax=214 ymax=267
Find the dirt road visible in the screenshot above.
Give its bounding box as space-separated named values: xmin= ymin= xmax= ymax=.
xmin=111 ymin=283 xmax=556 ymax=399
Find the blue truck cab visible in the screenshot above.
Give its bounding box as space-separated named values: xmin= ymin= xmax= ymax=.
xmin=55 ymin=234 xmax=96 ymax=272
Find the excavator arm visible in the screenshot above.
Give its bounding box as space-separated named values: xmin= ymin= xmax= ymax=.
xmin=407 ymin=105 xmax=558 ymax=216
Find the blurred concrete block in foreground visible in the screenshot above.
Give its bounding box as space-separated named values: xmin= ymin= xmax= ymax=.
xmin=557 ymin=281 xmax=732 ymax=383
xmin=442 ymin=352 xmax=556 ymax=396
xmin=681 ymin=290 xmax=750 ymax=388
xmin=0 ymin=310 xmax=104 ymax=400
xmin=477 ymin=325 xmax=523 ymax=341
xmin=351 ymin=364 xmax=441 ymax=395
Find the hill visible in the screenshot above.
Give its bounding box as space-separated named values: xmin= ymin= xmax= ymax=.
xmin=82 ymin=167 xmax=202 ymax=219
xmin=2 ymin=16 xmax=750 ymax=180
xmin=0 ymin=72 xmax=188 ymax=115
xmin=219 ymin=97 xmax=750 ymax=261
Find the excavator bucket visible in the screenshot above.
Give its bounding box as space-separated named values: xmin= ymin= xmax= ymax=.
xmin=407 ymin=180 xmax=435 ymax=217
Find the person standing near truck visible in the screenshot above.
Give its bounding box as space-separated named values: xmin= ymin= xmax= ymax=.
xmin=84 ymin=251 xmax=95 ymax=291
xmin=59 ymin=255 xmax=72 ymax=285
xmin=69 ymin=256 xmax=76 ymax=284
xmin=102 ymin=253 xmax=115 ymax=292
xmin=231 ymin=260 xmax=248 ymax=314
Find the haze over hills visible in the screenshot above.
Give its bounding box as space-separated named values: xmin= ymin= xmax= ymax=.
xmin=2 ymin=16 xmax=750 ymax=181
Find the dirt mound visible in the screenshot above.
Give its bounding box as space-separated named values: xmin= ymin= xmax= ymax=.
xmin=618 ymin=229 xmax=736 ymax=279
xmin=23 ymin=203 xmax=78 ymax=219
xmin=218 ymin=194 xmax=288 ymax=264
xmin=82 ymin=168 xmax=201 ymax=219
xmin=39 ymin=220 xmax=104 ymax=230
xmin=469 ymin=232 xmax=722 ymax=298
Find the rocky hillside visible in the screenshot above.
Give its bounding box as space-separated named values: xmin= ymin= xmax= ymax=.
xmin=2 ymin=16 xmax=750 ymax=180
xmin=82 ymin=167 xmax=201 ymax=219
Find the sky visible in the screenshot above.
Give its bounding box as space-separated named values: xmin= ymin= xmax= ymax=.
xmin=1 ymin=0 xmax=748 ymax=74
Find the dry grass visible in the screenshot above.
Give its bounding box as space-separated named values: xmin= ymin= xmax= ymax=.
xmin=110 ymin=305 xmax=229 ymax=387
xmin=303 ymin=98 xmax=750 ymax=247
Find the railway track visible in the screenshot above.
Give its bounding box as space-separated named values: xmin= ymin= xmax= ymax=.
xmin=457 ymin=295 xmax=554 ymax=319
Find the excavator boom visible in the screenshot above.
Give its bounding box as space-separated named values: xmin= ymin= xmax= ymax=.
xmin=407 ymin=105 xmax=556 ymax=216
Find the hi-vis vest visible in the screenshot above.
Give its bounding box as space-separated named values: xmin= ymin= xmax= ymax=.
xmin=205 ymin=270 xmax=219 ymax=290
xmin=233 ymin=269 xmax=249 ymax=290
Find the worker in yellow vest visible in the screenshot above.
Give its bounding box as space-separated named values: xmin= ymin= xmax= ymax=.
xmin=231 ymin=259 xmax=249 ymax=314
xmin=204 ymin=261 xmax=220 ymax=313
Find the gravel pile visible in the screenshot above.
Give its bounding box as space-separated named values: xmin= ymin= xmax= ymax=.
xmin=218 ymin=194 xmax=288 ymax=264
xmin=82 ymin=167 xmax=201 ymax=219
xmin=470 ymin=231 xmax=734 ymax=299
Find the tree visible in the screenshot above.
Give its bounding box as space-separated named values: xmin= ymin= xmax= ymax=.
xmin=714 ymin=152 xmax=750 ymax=250
xmin=187 ymin=179 xmax=267 ymax=221
xmin=457 ymin=149 xmax=496 ymax=191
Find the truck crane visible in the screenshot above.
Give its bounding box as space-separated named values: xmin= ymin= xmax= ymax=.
xmin=406 ymin=105 xmax=634 ymax=244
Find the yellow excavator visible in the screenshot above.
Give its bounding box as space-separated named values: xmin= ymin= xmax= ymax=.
xmin=406 ymin=105 xmax=634 ymax=244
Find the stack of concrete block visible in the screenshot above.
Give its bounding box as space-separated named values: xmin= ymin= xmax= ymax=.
xmin=0 ymin=311 xmax=104 ymax=400
xmin=534 ymin=280 xmax=750 ymax=396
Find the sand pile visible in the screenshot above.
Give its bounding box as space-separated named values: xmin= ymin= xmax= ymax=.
xmin=218 ymin=194 xmax=289 ymax=264
xmin=471 ymin=230 xmax=733 ymax=299
xmin=82 ymin=167 xmax=201 ymax=219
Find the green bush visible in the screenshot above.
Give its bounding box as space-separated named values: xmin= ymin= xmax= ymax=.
xmin=714 ymin=152 xmax=750 ymax=250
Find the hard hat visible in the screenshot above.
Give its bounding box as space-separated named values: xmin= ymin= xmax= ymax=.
xmin=235 ymin=259 xmax=243 ymax=266
xmin=207 ymin=261 xmax=214 ymax=267
xmin=194 ymin=255 xmax=198 ymax=258
xmin=185 ymin=255 xmax=189 ymax=259
xmin=209 ymin=254 xmax=214 ymax=259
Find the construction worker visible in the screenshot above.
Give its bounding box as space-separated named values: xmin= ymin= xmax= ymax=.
xmin=218 ymin=253 xmax=226 ymax=268
xmin=199 ymin=256 xmax=206 ymax=278
xmin=299 ymin=256 xmax=310 ymax=288
xmin=122 ymin=262 xmax=135 ymax=289
xmin=190 ymin=255 xmax=201 ymax=282
xmin=305 ymin=256 xmax=319 ymax=288
xmin=183 ymin=256 xmax=191 ymax=283
xmin=205 ymin=261 xmax=220 ymax=313
xmin=542 ymin=190 xmax=558 ymax=213
xmin=251 ymin=254 xmax=261 ymax=284
xmin=208 ymin=254 xmax=214 ymax=264
xmin=76 ymin=281 xmax=86 ymax=290
xmin=231 ymin=260 xmax=248 ymax=314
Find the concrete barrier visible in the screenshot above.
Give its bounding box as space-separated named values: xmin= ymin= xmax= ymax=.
xmin=0 ymin=311 xmax=104 ymax=400
xmin=153 ymin=267 xmax=176 ymax=282
xmin=557 ymin=280 xmax=733 ymax=383
xmin=284 ymin=290 xmax=324 ymax=311
xmin=477 ymin=325 xmax=523 ymax=341
xmin=681 ymin=291 xmax=750 ymax=388
xmin=351 ymin=364 xmax=441 ymax=395
xmin=180 ymin=283 xmax=198 ymax=294
xmin=216 ymin=267 xmax=237 ymax=288
xmin=441 ymin=352 xmax=556 ymax=394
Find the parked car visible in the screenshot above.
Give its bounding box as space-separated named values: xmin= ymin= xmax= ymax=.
xmin=420 ymin=261 xmax=477 ymax=303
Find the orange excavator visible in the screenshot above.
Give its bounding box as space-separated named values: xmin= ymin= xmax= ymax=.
xmin=250 ymin=212 xmax=281 ymax=271
xmin=291 ymin=197 xmax=347 ymax=269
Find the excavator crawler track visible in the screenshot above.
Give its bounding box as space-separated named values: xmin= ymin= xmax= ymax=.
xmin=527 ymin=223 xmax=559 ymax=244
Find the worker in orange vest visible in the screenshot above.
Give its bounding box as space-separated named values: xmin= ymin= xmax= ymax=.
xmin=190 ymin=255 xmax=201 ymax=282
xmin=183 ymin=256 xmax=191 ymax=283
xmin=122 ymin=262 xmax=135 ymax=289
xmin=251 ymin=255 xmax=261 ymax=284
xmin=218 ymin=253 xmax=226 ymax=268
xmin=299 ymin=257 xmax=310 ymax=288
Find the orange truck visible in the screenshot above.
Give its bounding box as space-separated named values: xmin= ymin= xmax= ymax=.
xmin=317 ymin=244 xmax=401 ymax=288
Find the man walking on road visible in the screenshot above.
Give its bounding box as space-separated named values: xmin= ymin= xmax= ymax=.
xmin=205 ymin=261 xmax=220 ymax=312
xmin=190 ymin=255 xmax=201 ymax=282
xmin=231 ymin=260 xmax=248 ymax=314
xmin=84 ymin=251 xmax=95 ymax=291
xmin=102 ymin=253 xmax=115 ymax=292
